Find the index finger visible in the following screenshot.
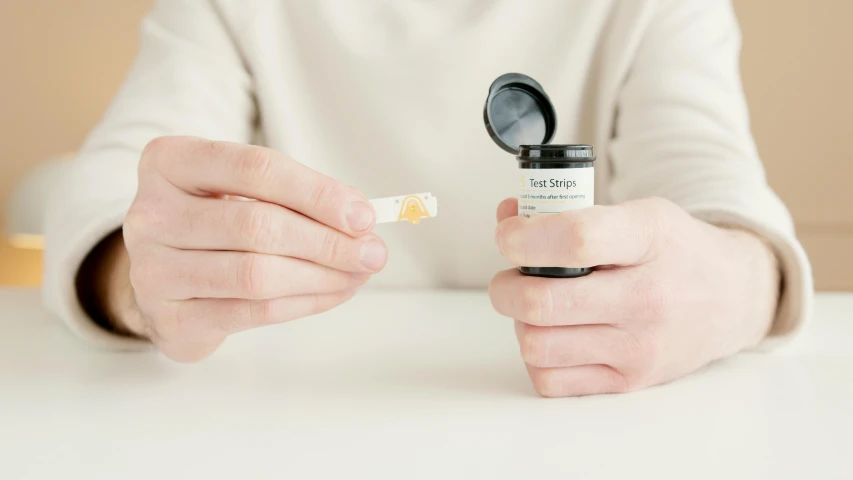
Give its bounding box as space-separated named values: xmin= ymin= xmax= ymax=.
xmin=143 ymin=136 xmax=375 ymax=236
xmin=495 ymin=198 xmax=671 ymax=268
xmin=488 ymin=267 xmax=657 ymax=326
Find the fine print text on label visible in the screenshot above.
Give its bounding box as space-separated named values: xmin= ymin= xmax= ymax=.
xmin=518 ymin=168 xmax=594 ymax=218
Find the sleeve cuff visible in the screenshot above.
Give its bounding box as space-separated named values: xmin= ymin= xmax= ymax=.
xmin=42 ymin=158 xmax=153 ymax=351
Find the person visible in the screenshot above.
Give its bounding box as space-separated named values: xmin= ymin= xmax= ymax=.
xmin=43 ymin=0 xmax=812 ymax=397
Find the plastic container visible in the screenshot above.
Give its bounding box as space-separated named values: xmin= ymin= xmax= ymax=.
xmin=484 ymin=73 xmax=596 ymax=278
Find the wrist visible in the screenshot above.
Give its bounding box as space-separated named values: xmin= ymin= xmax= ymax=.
xmin=75 ymin=230 xmax=146 ymax=339
xmin=719 ymin=226 xmax=781 ymax=346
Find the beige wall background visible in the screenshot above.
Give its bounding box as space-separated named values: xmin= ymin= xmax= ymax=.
xmin=1 ymin=0 xmax=851 ymax=289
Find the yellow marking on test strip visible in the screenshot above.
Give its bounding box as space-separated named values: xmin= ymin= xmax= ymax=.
xmin=397 ymin=195 xmax=431 ymax=224
xmin=369 ymin=193 xmax=438 ymax=225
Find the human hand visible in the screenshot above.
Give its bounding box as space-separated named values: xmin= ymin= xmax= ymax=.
xmin=489 ymin=197 xmax=779 ymax=397
xmin=113 ymin=137 xmax=386 ymax=361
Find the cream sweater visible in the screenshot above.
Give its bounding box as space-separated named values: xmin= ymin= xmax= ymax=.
xmin=43 ymin=0 xmax=812 ymax=349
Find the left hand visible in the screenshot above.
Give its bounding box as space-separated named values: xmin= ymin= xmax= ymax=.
xmin=489 ymin=197 xmax=780 ymax=397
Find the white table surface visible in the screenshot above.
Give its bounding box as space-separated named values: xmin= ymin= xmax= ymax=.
xmin=1 ymin=288 xmax=851 ymax=479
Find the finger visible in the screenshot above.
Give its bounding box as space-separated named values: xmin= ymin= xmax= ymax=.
xmin=489 ymin=268 xmax=663 ymax=326
xmin=153 ymin=337 xmax=225 ymax=364
xmin=496 ymin=197 xmax=518 ymax=223
xmin=495 ymin=197 xmax=674 ymax=268
xmin=151 ymin=195 xmax=388 ymax=273
xmin=143 ymin=137 xmax=376 ymax=236
xmin=514 ymin=320 xmax=628 ymax=368
xmin=525 ymin=364 xmax=628 ymax=398
xmin=133 ymin=246 xmax=370 ymax=300
xmin=160 ymin=290 xmax=358 ymax=343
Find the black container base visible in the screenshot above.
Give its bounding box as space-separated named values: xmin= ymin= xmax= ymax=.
xmin=519 ymin=266 xmax=591 ymax=278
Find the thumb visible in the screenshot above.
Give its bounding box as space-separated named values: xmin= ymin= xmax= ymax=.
xmin=496 ymin=197 xmax=518 ymax=223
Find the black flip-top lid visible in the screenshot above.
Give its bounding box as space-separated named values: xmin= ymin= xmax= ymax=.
xmin=484 ymin=73 xmax=557 ymax=155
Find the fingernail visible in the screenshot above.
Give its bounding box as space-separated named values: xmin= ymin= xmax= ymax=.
xmin=347 ymin=201 xmax=374 ymax=232
xmin=494 ymin=228 xmax=503 ymax=253
xmin=360 ymin=240 xmax=387 ymax=271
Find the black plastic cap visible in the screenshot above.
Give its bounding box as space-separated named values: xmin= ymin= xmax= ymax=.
xmin=484 ymin=73 xmax=557 ymax=155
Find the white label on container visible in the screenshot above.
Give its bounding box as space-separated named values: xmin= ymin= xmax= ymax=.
xmin=518 ymin=168 xmax=594 ymax=218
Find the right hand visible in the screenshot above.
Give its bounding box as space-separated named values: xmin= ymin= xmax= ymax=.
xmin=116 ymin=136 xmax=386 ymax=362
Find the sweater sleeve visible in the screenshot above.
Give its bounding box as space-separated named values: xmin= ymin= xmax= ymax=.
xmin=607 ymin=0 xmax=813 ymax=348
xmin=42 ymin=0 xmax=257 ymax=348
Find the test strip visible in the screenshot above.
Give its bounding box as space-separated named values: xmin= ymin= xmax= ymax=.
xmin=369 ymin=192 xmax=438 ymax=225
